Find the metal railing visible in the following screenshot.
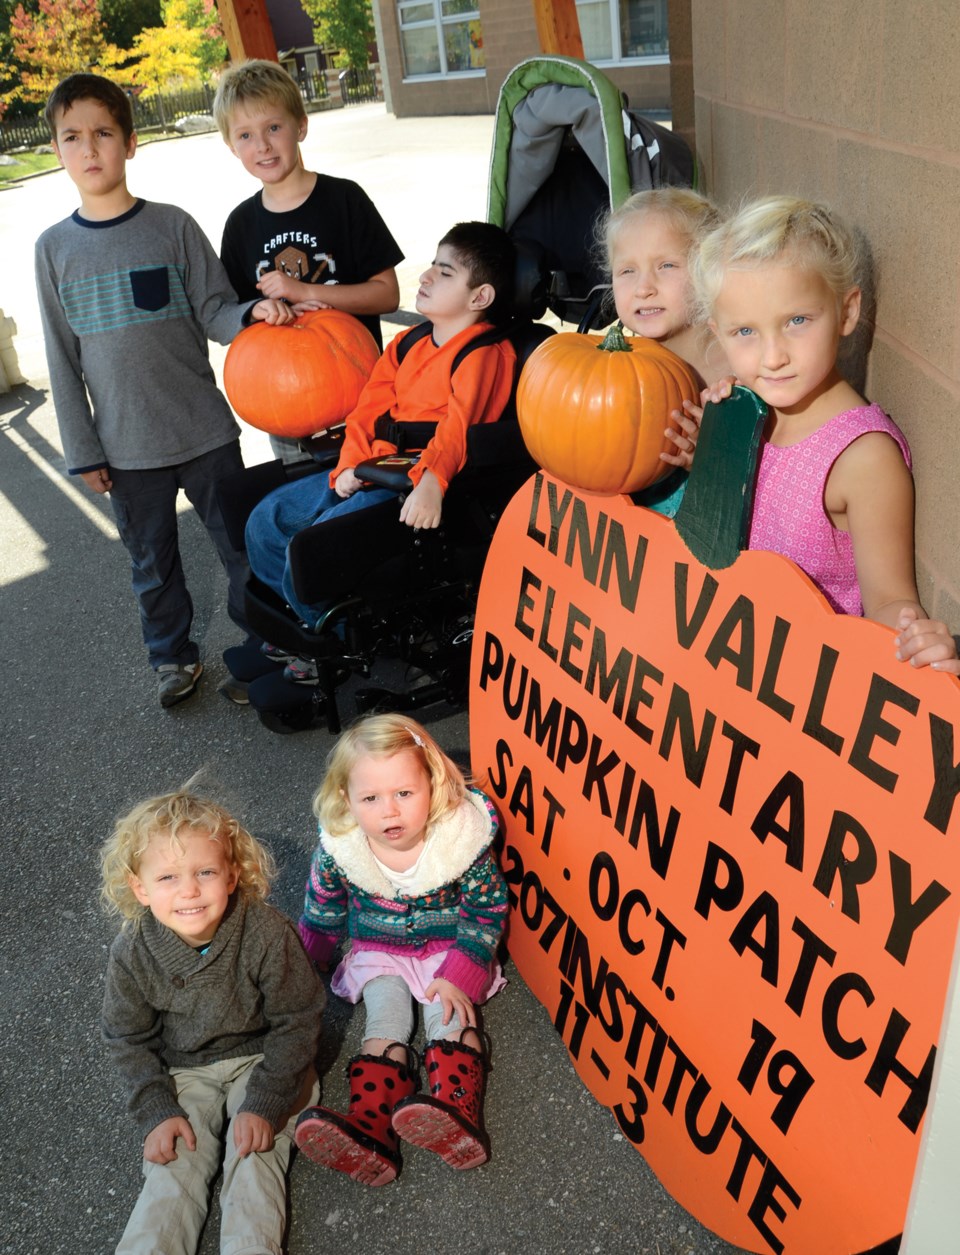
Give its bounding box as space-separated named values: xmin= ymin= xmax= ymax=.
xmin=0 ymin=65 xmax=381 ymax=152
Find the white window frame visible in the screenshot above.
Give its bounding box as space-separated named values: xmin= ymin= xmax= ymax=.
xmin=396 ymin=0 xmax=485 ymax=81
xmin=575 ymin=0 xmax=670 ymax=66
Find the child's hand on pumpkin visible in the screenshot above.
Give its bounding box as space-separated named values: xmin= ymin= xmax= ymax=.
xmin=399 ymin=470 xmax=443 ymax=529
xmin=661 ymin=399 xmax=702 ymax=469
xmin=293 ymin=299 xmax=334 ymax=314
xmin=895 ymin=607 xmax=960 ymax=673
xmin=251 ymin=298 xmax=296 ymax=326
xmin=334 ymin=467 xmax=361 ymax=498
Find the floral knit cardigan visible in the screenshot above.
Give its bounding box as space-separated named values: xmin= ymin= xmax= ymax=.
xmin=299 ymin=789 xmax=507 ymax=1003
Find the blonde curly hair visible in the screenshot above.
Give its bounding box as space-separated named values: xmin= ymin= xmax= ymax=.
xmin=101 ymin=786 xmax=276 ymax=922
xmin=313 ymin=714 xmax=469 ymax=838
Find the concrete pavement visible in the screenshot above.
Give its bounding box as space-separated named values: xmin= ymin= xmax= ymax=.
xmin=0 ymin=103 xmax=746 ymax=1255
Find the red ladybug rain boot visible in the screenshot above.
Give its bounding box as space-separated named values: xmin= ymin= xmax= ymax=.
xmin=294 ymin=1048 xmax=418 ymax=1186
xmin=391 ymin=1037 xmax=490 ymax=1170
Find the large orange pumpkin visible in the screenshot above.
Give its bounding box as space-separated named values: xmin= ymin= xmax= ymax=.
xmin=516 ymin=322 xmax=700 ymax=495
xmin=223 ymin=308 xmax=380 ymax=438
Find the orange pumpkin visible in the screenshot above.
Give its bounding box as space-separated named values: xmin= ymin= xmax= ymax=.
xmin=516 ymin=323 xmax=700 ymax=495
xmin=223 ymin=308 xmax=380 ymax=438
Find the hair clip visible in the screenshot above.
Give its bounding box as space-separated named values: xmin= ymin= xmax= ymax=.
xmin=409 ymin=728 xmax=425 ymax=748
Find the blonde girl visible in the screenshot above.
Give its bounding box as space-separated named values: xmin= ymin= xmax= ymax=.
xmin=605 ymin=186 xmax=725 ymax=385
xmin=294 ymin=713 xmax=508 ymax=1186
xmin=100 ymin=786 xmax=323 ymax=1255
xmin=692 ymin=195 xmax=957 ymax=671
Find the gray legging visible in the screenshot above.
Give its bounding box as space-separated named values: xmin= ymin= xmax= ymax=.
xmin=362 ymin=975 xmax=465 ymax=1046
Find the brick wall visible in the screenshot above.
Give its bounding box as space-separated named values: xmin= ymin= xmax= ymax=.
xmin=375 ymin=1 xmax=673 ymax=120
xmin=690 ymin=0 xmax=960 ymax=627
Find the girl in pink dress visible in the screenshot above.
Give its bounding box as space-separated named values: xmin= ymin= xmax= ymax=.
xmin=692 ymin=195 xmax=958 ymax=673
xmin=294 ymin=713 xmax=507 ymax=1185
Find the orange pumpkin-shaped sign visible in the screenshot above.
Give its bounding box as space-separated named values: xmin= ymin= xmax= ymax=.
xmin=470 ymin=392 xmax=960 ymax=1254
xmin=223 ymin=308 xmax=380 ymax=438
xmin=516 ymin=323 xmax=700 ymax=495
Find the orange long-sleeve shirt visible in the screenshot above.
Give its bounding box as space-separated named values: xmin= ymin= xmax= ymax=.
xmin=331 ymin=321 xmax=517 ymax=493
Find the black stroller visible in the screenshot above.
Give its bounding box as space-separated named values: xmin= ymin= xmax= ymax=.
xmin=218 ymin=57 xmax=695 ymax=734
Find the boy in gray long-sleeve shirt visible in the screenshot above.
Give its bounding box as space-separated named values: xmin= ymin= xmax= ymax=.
xmin=101 ymin=786 xmax=324 ymax=1255
xmin=35 ymin=72 xmax=293 ymax=708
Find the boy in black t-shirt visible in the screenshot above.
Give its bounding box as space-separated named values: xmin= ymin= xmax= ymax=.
xmin=213 ymin=60 xmax=404 ymax=461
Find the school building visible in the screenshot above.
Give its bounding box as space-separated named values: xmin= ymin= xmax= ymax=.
xmin=372 ymin=0 xmax=673 ymax=118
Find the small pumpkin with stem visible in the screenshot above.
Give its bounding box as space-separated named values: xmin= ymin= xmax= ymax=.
xmin=516 ymin=322 xmax=701 ymax=496
xmin=224 ymin=308 xmax=380 ymax=439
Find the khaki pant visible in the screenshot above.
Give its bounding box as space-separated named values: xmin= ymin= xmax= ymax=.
xmin=116 ymin=1054 xmax=318 ymax=1255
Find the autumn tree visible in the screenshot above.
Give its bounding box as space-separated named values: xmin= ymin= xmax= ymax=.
xmin=302 ymin=0 xmax=374 ymax=70
xmin=3 ymin=0 xmax=120 ymax=105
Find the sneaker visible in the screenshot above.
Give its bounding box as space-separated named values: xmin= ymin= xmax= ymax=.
xmin=260 ymin=641 xmax=298 ymax=664
xmin=157 ymin=662 xmax=203 ymax=708
xmin=284 ymin=656 xmax=319 ymax=685
xmin=217 ymin=676 xmax=250 ymax=705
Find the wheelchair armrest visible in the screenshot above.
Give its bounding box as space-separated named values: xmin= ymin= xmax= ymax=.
xmin=300 ymin=424 xmax=346 ymax=466
xmin=354 ymin=454 xmax=420 ymax=494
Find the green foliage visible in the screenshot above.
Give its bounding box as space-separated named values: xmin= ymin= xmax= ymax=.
xmin=101 ymin=0 xmax=161 ymax=48
xmin=302 ymin=0 xmax=374 ymax=70
xmin=162 ymin=0 xmax=225 ymax=78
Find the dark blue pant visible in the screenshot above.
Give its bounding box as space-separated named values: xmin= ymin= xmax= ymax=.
xmin=107 ymin=441 xmax=251 ymax=668
xmin=244 ymin=475 xmax=395 ymax=626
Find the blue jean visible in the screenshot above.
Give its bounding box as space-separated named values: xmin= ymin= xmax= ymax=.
xmin=244 ymin=474 xmax=395 ymax=626
xmin=107 ymin=441 xmax=251 ymax=668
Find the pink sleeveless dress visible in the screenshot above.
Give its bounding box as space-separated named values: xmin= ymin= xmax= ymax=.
xmin=747 ymin=404 xmax=911 ymax=616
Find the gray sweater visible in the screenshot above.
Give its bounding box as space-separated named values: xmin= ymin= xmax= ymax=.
xmin=35 ymin=199 xmax=250 ymax=474
xmin=102 ymin=895 xmax=324 ymax=1136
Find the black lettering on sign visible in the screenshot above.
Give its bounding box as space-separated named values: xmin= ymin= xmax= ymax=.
xmin=729 ymin=891 xmax=780 ymax=986
xmin=800 ymin=644 xmax=844 ymax=755
xmin=848 ymin=674 xmax=919 ymax=792
xmin=785 ymin=918 xmax=837 ymax=1015
xmin=523 ymin=672 xmax=560 ymax=752
xmin=718 ymin=722 xmax=761 ymax=815
xmin=756 ymin=616 xmax=797 ymax=722
xmin=704 ymin=594 xmax=757 ymax=691
xmin=487 ymin=737 xmax=513 ymax=800
xmin=924 ymin=712 xmax=960 ymax=834
xmin=863 ymin=1008 xmax=935 ymax=1133
xmin=540 ymin=785 xmax=565 ymax=856
xmin=673 ymin=563 xmax=719 ymax=649
xmin=559 ymin=602 xmax=592 ymax=682
xmin=477 ymin=630 xmax=503 ymax=691
xmin=624 ymin=654 xmax=664 ymax=743
xmin=582 ymin=735 xmax=621 ymax=817
xmin=585 ymin=631 xmax=633 ymax=719
xmin=821 ymin=970 xmax=873 ymax=1060
xmin=658 ymin=685 xmax=717 ymax=787
xmin=751 ymin=772 xmax=805 ymax=870
xmin=813 ymin=812 xmax=877 ymax=921
xmin=737 ymin=1019 xmax=815 ymax=1134
xmin=694 ymin=842 xmax=744 ymax=920
xmin=884 ymin=851 xmax=950 ymax=965
xmin=616 ymin=776 xmax=680 ymax=881
xmin=514 ymin=567 xmax=539 ymax=641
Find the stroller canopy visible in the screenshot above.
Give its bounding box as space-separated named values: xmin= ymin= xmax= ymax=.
xmin=487 ymin=56 xmax=694 ymax=232
xmin=487 ymin=57 xmax=695 ymax=327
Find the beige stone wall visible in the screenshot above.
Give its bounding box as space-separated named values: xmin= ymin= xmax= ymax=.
xmin=375 ymin=1 xmax=672 ymax=119
xmin=690 ymin=0 xmax=960 ymax=625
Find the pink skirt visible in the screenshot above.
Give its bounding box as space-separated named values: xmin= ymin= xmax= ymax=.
xmin=331 ymin=947 xmax=507 ymax=1006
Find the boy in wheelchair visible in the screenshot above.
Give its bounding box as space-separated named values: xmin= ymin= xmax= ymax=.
xmin=237 ymin=221 xmax=519 ymax=692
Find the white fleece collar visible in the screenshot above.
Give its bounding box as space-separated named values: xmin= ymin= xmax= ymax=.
xmin=320 ymin=789 xmax=494 ymax=899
